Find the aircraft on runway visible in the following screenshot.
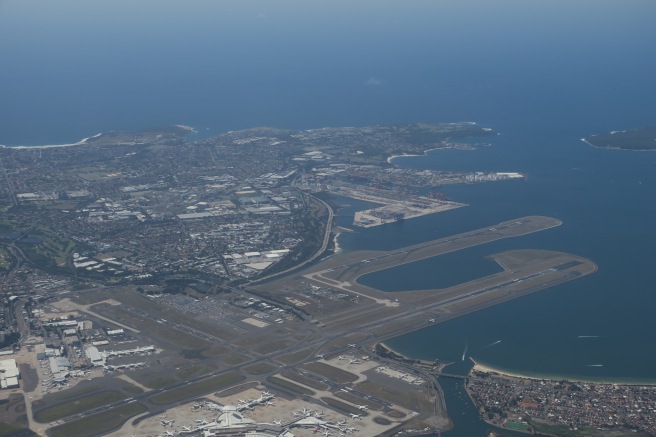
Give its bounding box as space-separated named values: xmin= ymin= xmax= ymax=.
xmin=350 ymin=413 xmax=363 ymax=419
xmin=348 ymin=344 xmax=357 ymax=348
xmin=357 ymin=405 xmax=368 ymax=410
xmin=316 ymin=354 xmax=324 ymax=359
xmin=428 ymin=318 xmax=436 ymax=323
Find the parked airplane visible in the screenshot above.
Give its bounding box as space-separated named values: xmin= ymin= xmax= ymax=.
xmin=348 ymin=344 xmax=357 ymax=348
xmin=273 ymin=419 xmax=283 ymax=426
xmin=338 ymin=355 xmax=347 ymax=360
xmin=349 ymin=359 xmax=362 ymax=364
xmin=350 ymin=413 xmax=363 ymax=419
xmin=357 ymin=405 xmax=368 ymax=410
xmin=161 ymin=419 xmax=175 ymax=426
xmin=181 ymin=426 xmax=192 ymax=431
xmin=315 ymin=354 xmax=324 ymax=359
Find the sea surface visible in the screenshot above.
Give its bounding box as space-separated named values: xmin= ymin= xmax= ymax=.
xmin=2 ymin=1 xmax=656 ymax=435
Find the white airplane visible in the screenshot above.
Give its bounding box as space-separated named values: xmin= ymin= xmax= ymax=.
xmin=338 ymin=355 xmax=347 ymax=360
xmin=349 ymin=359 xmax=362 ymax=364
xmin=350 ymin=413 xmax=362 ymax=419
xmin=314 ymin=410 xmax=324 ymax=418
xmin=348 ymin=344 xmax=357 ymax=348
xmin=262 ymin=391 xmax=273 ymax=397
xmin=164 ymin=431 xmax=175 ymax=436
xmin=265 ymin=401 xmax=275 ymax=406
xmin=357 ymin=405 xmax=368 ymax=410
xmin=294 ymin=407 xmax=311 ymax=417
xmin=323 ymin=431 xmax=332 ymax=437
xmin=181 ymin=426 xmax=192 ymax=431
xmin=428 ymin=318 xmax=436 ymax=323
xmin=273 ymin=419 xmax=283 ymax=426
xmin=161 ymin=419 xmax=175 ymax=426
xmin=377 ymin=366 xmax=387 ymax=370
xmin=399 ymin=373 xmax=408 ymax=378
xmin=315 ymin=354 xmax=324 ymax=359
xmin=195 ymin=419 xmax=209 ymax=425
xmin=337 ymin=420 xmax=347 ymax=426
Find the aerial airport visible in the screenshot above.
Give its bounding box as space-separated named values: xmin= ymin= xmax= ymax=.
xmin=5 ymin=122 xmax=655 ymax=437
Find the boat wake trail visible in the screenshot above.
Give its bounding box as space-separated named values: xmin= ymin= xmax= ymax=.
xmin=484 ymin=340 xmax=502 ymax=348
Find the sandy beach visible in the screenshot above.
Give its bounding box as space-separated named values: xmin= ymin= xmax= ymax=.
xmin=470 ymin=358 xmax=656 ymax=386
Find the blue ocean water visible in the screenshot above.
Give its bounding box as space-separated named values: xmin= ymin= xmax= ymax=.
xmin=2 ymin=1 xmax=656 ymax=434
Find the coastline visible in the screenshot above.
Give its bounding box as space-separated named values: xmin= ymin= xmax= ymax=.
xmin=0 ymin=124 xmax=196 ymax=149
xmin=0 ymin=133 xmax=104 ymax=149
xmin=469 ymin=358 xmax=656 ymax=386
xmin=379 ymin=342 xmax=416 ymax=362
xmin=580 ymin=137 xmax=656 ymax=153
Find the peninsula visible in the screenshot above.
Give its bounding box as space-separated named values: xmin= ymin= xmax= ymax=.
xmin=582 ymin=127 xmax=656 ymax=151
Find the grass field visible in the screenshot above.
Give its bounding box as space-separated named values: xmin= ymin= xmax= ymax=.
xmin=149 ymin=372 xmax=244 ymax=405
xmin=280 ymin=370 xmax=330 ymax=391
xmin=244 ymin=362 xmax=277 ymax=375
xmin=267 ymin=376 xmax=314 ymax=396
xmin=302 ymin=362 xmax=358 ymax=384
xmin=277 ymin=348 xmax=314 ymax=365
xmin=34 ymin=391 xmax=126 ymax=423
xmin=47 ymin=402 xmax=147 ymax=437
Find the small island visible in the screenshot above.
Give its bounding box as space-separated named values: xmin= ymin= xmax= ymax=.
xmin=582 ymin=127 xmax=656 ymax=151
